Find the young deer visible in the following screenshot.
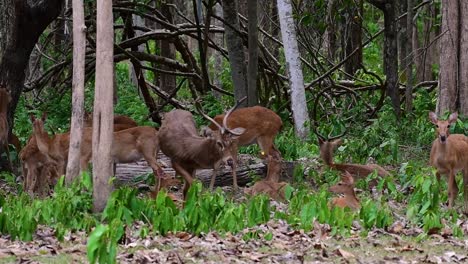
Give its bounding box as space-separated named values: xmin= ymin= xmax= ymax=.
xmin=429 ymin=112 xmax=468 ymax=212
xmin=316 ymin=129 xmax=390 ymax=180
xmin=329 ymin=171 xmax=360 ymax=210
xmin=158 ymin=98 xmax=245 ymax=197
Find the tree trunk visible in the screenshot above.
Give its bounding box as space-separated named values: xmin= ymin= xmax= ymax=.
xmin=459 ymin=1 xmax=468 ymax=116
xmin=277 ymin=0 xmax=309 ymax=139
xmin=247 ymin=0 xmax=259 ymax=106
xmin=159 ymin=1 xmax=176 ymax=98
xmin=437 ymin=0 xmax=458 ymax=115
xmin=0 ymin=0 xmax=63 ymax=170
xmin=405 ymin=0 xmax=414 ymax=112
xmin=326 ymin=0 xmax=337 ymax=62
xmin=368 ymin=0 xmax=400 ymax=118
xmin=344 ymin=1 xmax=363 ymax=76
xmin=129 ymin=14 xmax=145 ymax=87
xmin=212 ymin=3 xmax=224 ymax=99
xmin=93 ymin=0 xmax=114 ymax=212
xmin=398 ymin=0 xmax=407 ymax=74
xmin=66 ymin=0 xmax=86 ymax=184
xmin=221 ymin=0 xmax=248 ymax=107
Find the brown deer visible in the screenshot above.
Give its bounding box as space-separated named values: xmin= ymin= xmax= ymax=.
xmin=316 ymin=129 xmax=390 ymax=180
xmin=329 ymin=171 xmax=360 ymax=210
xmin=203 ymin=105 xmax=283 ymax=184
xmin=158 ymin=98 xmax=246 ymax=197
xmin=0 ymin=87 xmax=12 ymax=168
xmin=429 ymin=112 xmax=468 ymax=212
xmin=84 ymin=111 xmax=138 ymax=127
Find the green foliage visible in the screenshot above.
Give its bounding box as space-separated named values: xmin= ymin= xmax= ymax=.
xmin=87 ymin=219 xmax=124 ymax=264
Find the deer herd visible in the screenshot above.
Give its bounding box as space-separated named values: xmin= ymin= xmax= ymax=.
xmin=0 ymin=87 xmax=468 ymax=213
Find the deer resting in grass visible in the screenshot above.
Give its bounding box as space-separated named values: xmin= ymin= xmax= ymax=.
xmin=158 ymin=98 xmax=246 ymax=197
xmin=329 ymin=171 xmax=360 ymax=210
xmin=316 ymin=129 xmax=390 ymax=180
xmin=429 ymin=112 xmax=468 ymax=212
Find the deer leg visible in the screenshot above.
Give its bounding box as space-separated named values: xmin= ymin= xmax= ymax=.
xmin=257 ymin=136 xmax=272 ymax=158
xmin=209 ymin=167 xmax=218 ymax=191
xmin=447 ymin=170 xmax=458 ymax=208
xmin=231 ymin=145 xmax=239 ymax=190
xmin=172 ymin=161 xmax=194 ymax=198
xmin=140 ymin=146 xmax=165 ymax=195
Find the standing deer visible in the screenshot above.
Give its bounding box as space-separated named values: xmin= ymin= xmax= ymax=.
xmin=316 ymin=129 xmax=390 ymax=180
xmin=158 ymin=98 xmax=246 ymax=197
xmin=0 ymin=87 xmax=12 ymax=169
xmin=203 ymin=105 xmax=283 ymax=184
xmin=429 ymin=112 xmax=468 ymax=212
xmin=329 ymin=171 xmax=360 ymax=210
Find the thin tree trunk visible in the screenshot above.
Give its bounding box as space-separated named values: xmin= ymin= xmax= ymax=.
xmin=221 ymin=0 xmax=247 ymax=106
xmin=247 ymin=0 xmax=259 ymax=106
xmin=398 ymin=0 xmax=407 ymax=74
xmin=277 ymin=0 xmax=309 ymax=139
xmin=437 ymin=0 xmax=458 ymax=115
xmin=93 ymin=0 xmax=114 ymax=212
xmin=405 ymin=0 xmax=414 ymax=112
xmin=212 ymin=3 xmax=224 ymax=99
xmin=344 ymin=1 xmax=363 ymax=76
xmin=459 ymin=0 xmax=468 ymax=116
xmin=66 ymin=0 xmax=86 ymax=183
xmin=160 ymin=1 xmax=176 ymax=98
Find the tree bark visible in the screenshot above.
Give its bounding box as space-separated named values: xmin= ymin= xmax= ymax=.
xmin=437 ymin=0 xmax=458 ymax=115
xmin=459 ymin=1 xmax=468 ymax=116
xmin=160 ymin=1 xmax=176 ymax=98
xmin=93 ymin=0 xmax=114 ymax=212
xmin=221 ymin=0 xmax=248 ymax=107
xmin=247 ymin=0 xmax=259 ymax=106
xmin=66 ymin=0 xmax=86 ymax=183
xmin=405 ymin=0 xmax=414 ymax=112
xmin=277 ymin=0 xmax=309 ymax=139
xmin=212 ymin=3 xmax=224 ymax=99
xmin=0 ymin=0 xmax=63 ymax=170
xmin=344 ymin=1 xmax=363 ymax=76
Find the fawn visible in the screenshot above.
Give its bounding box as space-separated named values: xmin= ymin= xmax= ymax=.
xmin=329 ymin=171 xmax=360 ymax=210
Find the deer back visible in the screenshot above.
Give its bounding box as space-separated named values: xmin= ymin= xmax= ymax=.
xmin=208 ymin=106 xmax=282 ymax=146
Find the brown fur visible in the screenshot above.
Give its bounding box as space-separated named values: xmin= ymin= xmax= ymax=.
xmin=158 ymin=108 xmax=244 ymax=197
xmin=318 ymin=138 xmax=390 ymax=179
xmin=329 ymin=172 xmax=360 ymax=210
xmin=83 ymin=112 xmax=138 ymax=127
xmin=429 ymin=112 xmax=468 ymax=212
xmin=244 ymin=180 xmax=288 ymax=202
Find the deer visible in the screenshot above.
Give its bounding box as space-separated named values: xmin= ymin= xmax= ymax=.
xmin=429 ymin=112 xmax=468 ymax=212
xmin=83 ymin=111 xmax=138 ymax=127
xmin=0 ymin=87 xmax=12 ymax=169
xmin=202 ymin=104 xmax=283 ymax=185
xmin=329 ymin=171 xmax=360 ymax=210
xmin=315 ymin=128 xmax=390 ymax=180
xmin=158 ymin=98 xmax=246 ymax=197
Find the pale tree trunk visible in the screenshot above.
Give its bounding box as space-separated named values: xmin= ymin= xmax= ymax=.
xmin=437 ymin=0 xmax=458 ymax=115
xmin=129 ymin=15 xmax=145 ymax=87
xmin=405 ymin=0 xmax=414 ymax=112
xmin=66 ymin=0 xmax=86 ymax=184
xmin=277 ymin=0 xmax=309 ymax=139
xmin=247 ymin=0 xmax=259 ymax=106
xmin=459 ymin=1 xmax=468 ymax=116
xmin=221 ymin=0 xmax=247 ymax=107
xmin=93 ymin=0 xmax=114 ymax=212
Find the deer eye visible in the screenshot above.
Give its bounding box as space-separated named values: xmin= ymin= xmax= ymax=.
xmin=435 ymin=125 xmax=439 ymax=128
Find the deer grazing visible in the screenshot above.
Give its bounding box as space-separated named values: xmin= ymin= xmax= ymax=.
xmin=316 ymin=129 xmax=390 ymax=180
xmin=329 ymin=171 xmax=360 ymax=210
xmin=429 ymin=112 xmax=468 ymax=212
xmin=158 ymin=98 xmax=246 ymax=197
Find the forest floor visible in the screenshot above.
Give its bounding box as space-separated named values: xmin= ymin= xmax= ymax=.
xmin=1 ymin=155 xmax=468 ymax=263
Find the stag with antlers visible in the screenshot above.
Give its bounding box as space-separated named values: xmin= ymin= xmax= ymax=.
xmin=158 ymin=98 xmax=246 ymax=197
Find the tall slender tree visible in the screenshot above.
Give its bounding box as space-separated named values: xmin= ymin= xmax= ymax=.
xmin=247 ymin=0 xmax=259 ymax=106
xmin=277 ymin=0 xmax=309 ymax=139
xmin=66 ymin=0 xmax=86 ymax=183
xmin=93 ymin=0 xmax=114 ymax=212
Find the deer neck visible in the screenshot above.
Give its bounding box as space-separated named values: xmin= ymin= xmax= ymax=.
xmin=344 ymin=192 xmax=360 ymax=209
xmin=320 ymin=142 xmax=334 ymax=165
xmin=0 ymin=99 xmax=8 ymax=117
xmin=187 ymin=136 xmax=223 ymax=163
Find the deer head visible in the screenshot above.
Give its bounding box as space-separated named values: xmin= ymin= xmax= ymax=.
xmin=195 ymin=97 xmax=246 ymax=167
xmin=329 ymin=171 xmax=355 ymax=195
xmin=429 ymin=112 xmax=458 ymax=144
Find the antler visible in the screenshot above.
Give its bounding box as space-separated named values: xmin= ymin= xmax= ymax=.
xmin=194 ymin=98 xmax=224 ymax=133
xmin=222 ymin=96 xmax=247 ymax=135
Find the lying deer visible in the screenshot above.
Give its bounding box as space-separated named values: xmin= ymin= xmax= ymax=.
xmin=158 ymin=98 xmax=245 ymax=197
xmin=329 ymin=171 xmax=360 ymax=210
xmin=429 ymin=112 xmax=468 ymax=212
xmin=202 ymin=105 xmax=283 ymax=185
xmin=316 ymin=129 xmax=390 ymax=180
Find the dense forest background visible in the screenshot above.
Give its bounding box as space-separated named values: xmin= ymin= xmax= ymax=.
xmin=1 ymin=0 xmax=468 ymax=263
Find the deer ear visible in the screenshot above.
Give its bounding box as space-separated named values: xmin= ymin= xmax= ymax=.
xmin=200 ymin=126 xmax=214 ymax=138
xmin=331 ymin=138 xmax=343 ymax=147
xmin=30 ymin=114 xmax=36 ymax=122
xmin=317 ymin=137 xmax=325 ymax=145
xmin=41 ymin=112 xmax=47 ymax=121
xmin=448 ymin=112 xmax=458 ymax=124
xmin=228 ymin=127 xmax=245 ymax=139
xmin=216 ymin=140 xmax=224 ymax=150
xmin=429 ymin=112 xmax=438 ymax=125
